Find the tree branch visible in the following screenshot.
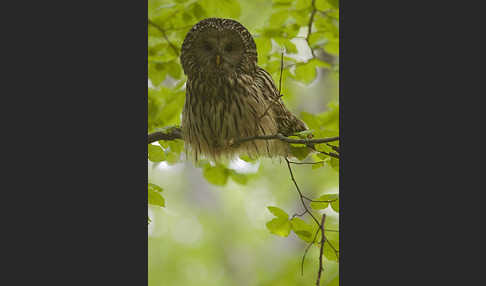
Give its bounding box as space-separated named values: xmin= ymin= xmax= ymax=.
xmin=147 ymin=128 xmax=182 ymax=144
xmin=147 ymin=127 xmax=339 ymax=147
xmin=316 ymin=214 xmax=326 ymax=286
xmin=232 ymin=133 xmax=339 ymax=146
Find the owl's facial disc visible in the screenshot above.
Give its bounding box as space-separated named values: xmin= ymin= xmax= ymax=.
xmin=196 ymin=29 xmax=244 ymax=75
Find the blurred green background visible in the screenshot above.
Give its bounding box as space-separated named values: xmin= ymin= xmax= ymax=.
xmin=148 ymin=0 xmax=339 ymax=285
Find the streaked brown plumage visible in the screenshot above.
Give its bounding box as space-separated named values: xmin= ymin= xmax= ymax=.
xmin=180 ymin=18 xmax=307 ymax=162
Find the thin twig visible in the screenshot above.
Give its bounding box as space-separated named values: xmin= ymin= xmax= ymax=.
xmin=258 ymin=51 xmax=285 ymax=122
xmin=316 ymin=214 xmax=326 ymax=286
xmin=327 ymin=143 xmax=340 ymax=153
xmin=291 ymin=210 xmax=308 ymax=218
xmin=306 ymin=0 xmax=318 ymax=58
xmin=148 ymin=19 xmax=180 ymax=56
xmin=285 ymin=157 xmax=325 ymax=275
xmin=308 ymin=145 xmax=340 ymax=159
xmin=302 ymin=195 xmax=338 ymax=203
xmin=285 ymin=158 xmax=320 ymax=226
xmin=278 ymin=51 xmax=284 ymax=94
xmin=302 ymin=228 xmax=321 ymax=276
xmin=288 ymin=160 xmax=326 ymax=165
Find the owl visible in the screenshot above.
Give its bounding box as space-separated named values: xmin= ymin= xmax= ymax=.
xmin=180 ymin=18 xmax=307 ymax=162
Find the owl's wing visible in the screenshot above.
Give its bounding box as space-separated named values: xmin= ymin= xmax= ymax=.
xmin=256 ymin=67 xmax=307 ymax=136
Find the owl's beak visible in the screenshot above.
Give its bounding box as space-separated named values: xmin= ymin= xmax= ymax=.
xmin=216 ymin=55 xmax=221 ymax=66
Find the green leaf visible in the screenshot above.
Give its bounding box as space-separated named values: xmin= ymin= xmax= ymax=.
xmin=323 ymin=234 xmax=339 ymax=262
xmin=328 ymin=0 xmax=339 ymax=9
xmin=290 ymin=9 xmax=310 ymax=26
xmin=148 ymin=144 xmax=166 ymax=162
xmin=290 ymin=217 xmax=314 ymax=242
xmin=230 ymin=171 xmax=248 ymax=185
xmin=266 ymin=217 xmax=291 ymax=237
xmin=316 ymin=153 xmax=328 ymax=160
xmin=322 ymin=215 xmax=339 ymax=261
xmin=275 ymin=38 xmax=298 ymax=54
xmin=324 ymin=39 xmax=339 ymax=55
xmin=255 ymin=37 xmax=272 ymax=65
xmin=148 ymin=87 xmax=185 ymax=132
xmin=262 ymin=59 xmax=282 ymax=75
xmin=327 ymin=9 xmax=339 ymax=19
xmin=315 ymin=143 xmax=333 ymax=154
xmin=148 ymin=183 xmax=165 ymax=207
xmin=310 ymin=201 xmax=328 ymax=210
xmin=295 ymin=0 xmax=310 ymax=10
xmin=311 ymin=161 xmax=325 ymax=169
xmin=330 ymin=157 xmax=339 ymax=172
xmin=300 ymin=101 xmax=339 ymax=132
xmin=202 ymin=164 xmax=229 ymax=186
xmin=315 ymin=0 xmax=332 ymax=11
xmin=290 ymin=146 xmax=311 ymax=160
xmin=308 ymin=33 xmax=327 ymax=48
xmin=267 ymin=206 xmax=289 ymax=219
xmin=327 ymin=275 xmax=339 ymax=286
xmin=299 ymin=112 xmax=321 ymax=130
xmin=269 ymin=10 xmax=289 ymax=28
xmin=323 ymin=243 xmax=339 ymax=262
xmin=165 ymin=151 xmax=180 ymax=164
xmin=191 ymin=2 xmax=206 ymax=20
xmin=331 ymin=199 xmax=339 ymax=212
xmin=310 ymin=193 xmax=338 ymax=210
xmin=167 ymin=139 xmax=184 ymax=154
xmin=166 ymin=60 xmax=182 ymax=79
xmin=200 ymin=0 xmax=241 ymax=19
xmin=309 ymin=58 xmax=331 ymax=69
xmin=164 ymin=139 xmax=184 ymax=164
xmin=293 ymin=62 xmax=317 ymax=84
xmin=262 ymin=28 xmax=284 ymax=39
xmin=148 ymin=62 xmax=167 ymax=86
xmin=182 ymin=11 xmax=192 ymax=22
xmin=320 ymin=193 xmax=339 ymax=201
xmin=239 ymin=155 xmax=257 ymax=163
xmin=148 ymin=182 xmax=163 ymax=193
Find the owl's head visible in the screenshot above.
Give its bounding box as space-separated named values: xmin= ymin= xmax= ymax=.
xmin=180 ymin=18 xmax=258 ymax=79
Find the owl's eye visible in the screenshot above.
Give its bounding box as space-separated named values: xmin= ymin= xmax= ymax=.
xmin=224 ymin=43 xmax=233 ymax=52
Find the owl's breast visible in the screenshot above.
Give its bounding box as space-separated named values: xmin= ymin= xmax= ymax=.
xmin=182 ymin=77 xmax=282 ymax=160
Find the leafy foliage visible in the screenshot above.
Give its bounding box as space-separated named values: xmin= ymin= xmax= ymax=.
xmin=266 ymin=206 xmax=292 ymax=237
xmin=148 ymin=183 xmax=165 ymax=207
xmin=148 ymin=0 xmax=339 ymax=285
xmin=323 ymin=215 xmax=339 ymax=262
xmin=290 ymin=217 xmax=315 ymax=242
xmin=265 ymin=206 xmax=324 ymax=244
